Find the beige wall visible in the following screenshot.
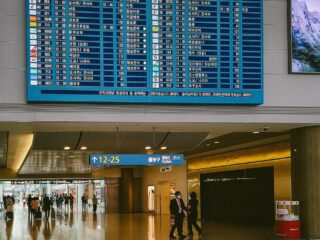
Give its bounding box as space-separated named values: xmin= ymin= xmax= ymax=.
xmin=92 ymin=168 xmax=122 ymax=178
xmin=92 ymin=167 xmax=142 ymax=179
xmin=141 ymin=164 xmax=188 ymax=213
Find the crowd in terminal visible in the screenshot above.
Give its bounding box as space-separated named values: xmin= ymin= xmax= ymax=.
xmin=1 ymin=192 xmax=99 ymax=221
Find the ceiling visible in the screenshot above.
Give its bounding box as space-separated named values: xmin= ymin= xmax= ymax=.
xmin=0 ymin=121 xmax=309 ymax=133
xmin=19 ymin=150 xmax=91 ymax=174
xmin=188 ymin=132 xmax=286 ymax=155
xmin=18 ymin=130 xmax=292 ymax=175
xmin=32 ymin=131 xmax=208 ymax=153
xmin=0 ymin=120 xmax=311 ymax=176
xmin=19 ymin=131 xmax=208 ymax=174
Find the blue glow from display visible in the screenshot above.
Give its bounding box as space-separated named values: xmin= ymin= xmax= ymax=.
xmin=26 ymin=0 xmax=263 ymax=104
xmin=89 ymin=154 xmax=184 ymax=166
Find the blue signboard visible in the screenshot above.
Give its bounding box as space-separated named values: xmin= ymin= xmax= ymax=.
xmin=89 ymin=154 xmax=184 ymax=166
xmin=26 ymin=0 xmax=263 ymax=104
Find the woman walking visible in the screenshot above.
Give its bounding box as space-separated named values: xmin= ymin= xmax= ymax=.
xmin=187 ymin=192 xmax=202 ymax=236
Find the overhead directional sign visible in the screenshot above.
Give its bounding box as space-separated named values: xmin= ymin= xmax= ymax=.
xmin=89 ymin=154 xmax=184 ymax=166
xmin=26 ymin=0 xmax=263 ymax=104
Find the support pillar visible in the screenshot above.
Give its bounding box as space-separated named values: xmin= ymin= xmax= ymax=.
xmin=46 ymin=184 xmax=52 ymax=195
xmin=77 ymin=184 xmax=85 ymax=212
xmin=88 ymin=183 xmax=94 ymax=199
xmin=120 ymin=168 xmax=133 ymax=213
xmin=291 ymin=126 xmax=320 ymax=238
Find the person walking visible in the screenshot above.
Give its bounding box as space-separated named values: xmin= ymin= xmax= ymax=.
xmin=81 ymin=193 xmax=87 ymax=211
xmin=187 ymin=192 xmax=202 ymax=236
xmin=58 ymin=194 xmax=64 ymax=208
xmin=169 ymin=191 xmax=187 ymax=239
xmin=64 ymin=193 xmax=69 ymax=210
xmin=43 ymin=194 xmax=51 ymax=219
xmin=27 ymin=194 xmax=32 ymax=217
xmin=5 ymin=195 xmax=14 ymax=221
xmin=3 ymin=195 xmax=7 ymax=210
xmin=50 ymin=194 xmax=55 ymax=207
xmin=92 ymin=195 xmax=98 ymax=213
xmin=69 ymin=193 xmax=74 ymax=211
xmin=31 ymin=197 xmax=38 ymax=218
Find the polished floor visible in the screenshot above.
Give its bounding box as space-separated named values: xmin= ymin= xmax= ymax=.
xmin=0 ymin=205 xmax=273 ymax=240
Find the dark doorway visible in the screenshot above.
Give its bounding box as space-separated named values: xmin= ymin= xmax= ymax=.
xmin=200 ymin=167 xmax=274 ymax=226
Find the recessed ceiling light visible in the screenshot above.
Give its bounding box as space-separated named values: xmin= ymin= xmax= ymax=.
xmin=56 ymin=155 xmax=61 ymax=158
xmin=64 ymin=146 xmax=71 ymax=150
xmin=160 ymin=146 xmax=167 ymax=150
xmin=145 ymin=146 xmax=152 ymax=150
xmin=80 ymin=146 xmax=87 ymax=150
xmin=214 ymin=141 xmax=220 ymax=144
xmin=253 ymin=131 xmax=260 ymax=134
xmin=69 ymin=155 xmax=75 ymax=158
xmin=206 ymin=143 xmax=211 ymax=147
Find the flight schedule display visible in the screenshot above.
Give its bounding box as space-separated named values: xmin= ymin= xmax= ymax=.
xmin=26 ymin=0 xmax=263 ymax=104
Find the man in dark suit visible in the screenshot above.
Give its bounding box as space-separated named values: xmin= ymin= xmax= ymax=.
xmin=169 ymin=191 xmax=187 ymax=239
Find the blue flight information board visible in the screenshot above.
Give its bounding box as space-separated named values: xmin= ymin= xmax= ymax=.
xmin=26 ymin=0 xmax=263 ymax=104
xmin=89 ymin=154 xmax=184 ymax=166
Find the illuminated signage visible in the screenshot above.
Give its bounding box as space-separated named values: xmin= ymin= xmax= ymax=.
xmin=27 ymin=0 xmax=263 ymax=104
xmin=89 ymin=154 xmax=184 ymax=166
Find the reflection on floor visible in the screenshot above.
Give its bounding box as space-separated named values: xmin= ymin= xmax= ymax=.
xmin=0 ymin=206 xmax=273 ymax=240
xmin=0 ymin=205 xmax=103 ymax=240
xmin=203 ymin=221 xmax=273 ymax=240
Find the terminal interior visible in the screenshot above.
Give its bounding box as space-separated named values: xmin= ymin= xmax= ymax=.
xmin=0 ymin=123 xmax=302 ymax=239
xmin=1 ymin=0 xmax=320 ymax=238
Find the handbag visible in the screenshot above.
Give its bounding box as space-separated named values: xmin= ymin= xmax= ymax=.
xmin=170 ymin=215 xmax=175 ymax=226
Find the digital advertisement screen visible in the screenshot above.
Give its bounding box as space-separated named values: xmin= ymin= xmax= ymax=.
xmin=27 ymin=0 xmax=263 ymax=104
xmin=290 ymin=0 xmax=320 ymax=73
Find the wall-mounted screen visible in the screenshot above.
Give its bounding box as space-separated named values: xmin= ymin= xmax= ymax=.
xmin=27 ymin=0 xmax=263 ymax=104
xmin=290 ymin=0 xmax=320 ymax=73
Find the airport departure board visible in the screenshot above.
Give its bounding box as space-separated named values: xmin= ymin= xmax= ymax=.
xmin=26 ymin=0 xmax=263 ymax=104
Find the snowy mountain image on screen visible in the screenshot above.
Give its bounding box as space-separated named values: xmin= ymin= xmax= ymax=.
xmin=291 ymin=0 xmax=320 ymax=72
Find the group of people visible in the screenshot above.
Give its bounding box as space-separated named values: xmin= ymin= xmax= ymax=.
xmin=81 ymin=193 xmax=98 ymax=213
xmin=2 ymin=192 xmax=99 ymax=223
xmin=26 ymin=192 xmax=76 ymax=220
xmin=27 ymin=194 xmax=52 ymax=219
xmin=169 ymin=191 xmax=202 ymax=239
xmin=52 ymin=193 xmax=75 ymax=210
